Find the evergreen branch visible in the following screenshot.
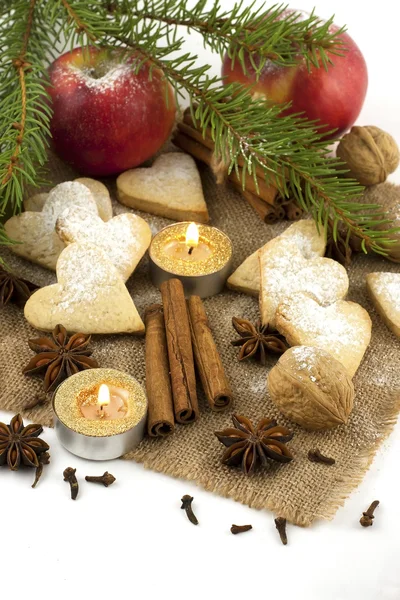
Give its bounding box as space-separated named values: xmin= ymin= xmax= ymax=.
xmin=120 ymin=1 xmax=346 ymax=73
xmin=1 ymin=0 xmax=36 ymax=187
xmin=109 ymin=31 xmax=395 ymax=253
xmin=0 ymin=0 xmax=394 ymax=261
xmin=60 ymin=0 xmax=100 ymax=43
xmin=0 ymin=0 xmax=53 ymax=216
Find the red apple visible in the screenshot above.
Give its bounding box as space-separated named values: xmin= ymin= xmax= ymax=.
xmin=48 ymin=47 xmax=176 ymax=176
xmin=222 ymin=18 xmax=368 ymax=139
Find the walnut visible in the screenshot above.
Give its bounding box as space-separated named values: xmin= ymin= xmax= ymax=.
xmin=267 ymin=346 xmax=354 ymax=430
xmin=336 ymin=125 xmax=400 ymax=186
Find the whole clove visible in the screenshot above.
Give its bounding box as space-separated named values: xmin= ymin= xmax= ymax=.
xmin=231 ymin=524 xmax=252 ymax=535
xmin=63 ymin=467 xmax=79 ymax=500
xmin=32 ymin=451 xmax=50 ymax=489
xmin=308 ymin=448 xmax=336 ymax=465
xmin=360 ymin=500 xmax=380 ymax=527
xmin=85 ymin=472 xmax=116 ymax=487
xmin=181 ymin=494 xmax=198 ymax=525
xmin=274 ymin=517 xmax=288 ymax=545
xmin=23 ymin=392 xmax=49 ymax=411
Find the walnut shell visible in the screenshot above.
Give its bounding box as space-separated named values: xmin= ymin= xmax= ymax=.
xmin=267 ymin=346 xmax=354 ymax=430
xmin=336 ymin=125 xmax=399 ymax=186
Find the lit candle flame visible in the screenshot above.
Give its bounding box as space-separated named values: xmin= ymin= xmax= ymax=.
xmin=185 ymin=222 xmax=199 ymax=249
xmin=98 ymin=383 xmax=111 ymax=408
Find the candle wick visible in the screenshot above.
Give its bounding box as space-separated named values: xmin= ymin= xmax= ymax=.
xmin=188 ymin=246 xmax=194 ymax=255
xmin=98 ymin=404 xmax=107 ymax=419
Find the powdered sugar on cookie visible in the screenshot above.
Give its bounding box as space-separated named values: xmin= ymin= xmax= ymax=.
xmin=228 ymin=219 xmax=326 ymax=297
xmin=24 ymin=243 xmax=145 ymax=335
xmin=4 ymin=181 xmax=98 ymax=270
xmin=276 ymin=293 xmax=372 ymax=377
xmin=117 ymin=152 xmax=210 ymax=222
xmin=370 ymin=273 xmax=400 ymax=312
xmin=260 ymin=239 xmax=349 ymax=327
xmin=56 ymin=208 xmax=151 ymax=282
xmin=366 ymin=272 xmax=400 ymax=338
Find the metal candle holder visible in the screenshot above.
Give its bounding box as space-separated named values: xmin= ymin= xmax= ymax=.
xmin=52 ymin=369 xmax=148 ymax=461
xmin=149 ymin=222 xmax=233 ymax=298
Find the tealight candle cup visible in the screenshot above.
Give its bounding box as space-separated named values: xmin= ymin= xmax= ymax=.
xmin=149 ymin=222 xmax=233 ymax=298
xmin=52 ymin=369 xmax=148 ymax=460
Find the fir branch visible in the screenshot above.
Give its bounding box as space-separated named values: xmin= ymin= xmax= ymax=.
xmin=0 ymin=0 xmax=53 ymax=215
xmin=109 ymin=30 xmax=394 ymax=253
xmin=120 ymin=1 xmax=345 ymax=73
xmin=0 ymin=0 xmax=395 ymax=260
xmin=60 ymin=0 xmax=98 ymax=42
xmin=1 ymin=0 xmax=36 ymax=187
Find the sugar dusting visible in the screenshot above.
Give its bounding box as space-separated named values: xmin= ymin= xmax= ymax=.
xmin=57 ymin=208 xmax=145 ymax=278
xmin=291 ymin=346 xmax=320 ymax=371
xmin=55 ymin=244 xmax=119 ymax=314
xmin=281 ymin=295 xmax=367 ymax=348
xmin=69 ymin=63 xmax=134 ymax=93
xmin=372 ymin=273 xmax=400 ymax=312
xmin=281 ymin=230 xmax=313 ymax=258
xmin=289 ymin=346 xmax=325 ymax=384
xmin=44 ymin=181 xmax=97 ymax=223
xmin=262 ymin=240 xmax=348 ymax=315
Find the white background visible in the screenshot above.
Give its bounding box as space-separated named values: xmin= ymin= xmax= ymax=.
xmin=2 ymin=1 xmax=400 ymax=599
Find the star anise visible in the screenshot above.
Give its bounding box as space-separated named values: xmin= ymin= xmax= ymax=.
xmin=0 ymin=414 xmax=49 ymax=471
xmin=215 ymin=414 xmax=294 ymax=475
xmin=0 ymin=265 xmax=39 ymax=308
xmin=231 ymin=317 xmax=288 ymax=365
xmin=23 ymin=324 xmax=99 ymax=392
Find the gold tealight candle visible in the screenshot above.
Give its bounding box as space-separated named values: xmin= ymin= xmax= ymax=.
xmin=149 ymin=222 xmax=233 ymax=297
xmin=53 ymin=369 xmax=148 ymax=460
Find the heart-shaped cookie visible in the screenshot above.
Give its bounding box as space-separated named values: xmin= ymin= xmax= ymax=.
xmin=24 ymin=243 xmax=145 ymax=335
xmin=6 ymin=182 xmax=98 ymax=270
xmin=227 ymin=220 xmax=326 ymax=296
xmin=276 ymin=292 xmax=372 ymax=377
xmin=56 ymin=208 xmax=152 ymax=282
xmin=116 ymin=152 xmax=209 ymax=223
xmin=24 ymin=178 xmax=113 ymax=221
xmin=366 ymin=272 xmax=400 ymax=338
xmin=260 ymin=239 xmax=349 ymax=328
xmin=74 ymin=178 xmax=113 ymax=221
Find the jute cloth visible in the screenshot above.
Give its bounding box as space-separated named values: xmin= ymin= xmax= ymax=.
xmin=1 ymin=149 xmax=399 ymax=526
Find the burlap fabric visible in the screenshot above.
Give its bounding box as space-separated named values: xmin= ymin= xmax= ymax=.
xmin=1 ymin=150 xmax=399 ymax=526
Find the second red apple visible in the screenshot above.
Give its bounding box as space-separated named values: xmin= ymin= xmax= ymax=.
xmin=222 ymin=23 xmax=368 ymax=139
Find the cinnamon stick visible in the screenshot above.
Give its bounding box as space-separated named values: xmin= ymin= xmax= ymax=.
xmin=182 ymin=111 xmax=278 ymax=183
xmin=285 ymin=200 xmax=304 ymax=221
xmin=178 ymin=120 xmax=215 ymax=151
xmin=172 ymin=131 xmax=278 ymax=207
xmin=235 ymin=187 xmax=281 ymax=224
xmin=160 ymin=279 xmax=199 ymax=424
xmin=187 ymin=296 xmax=233 ymax=412
xmin=144 ymin=305 xmax=175 ymax=437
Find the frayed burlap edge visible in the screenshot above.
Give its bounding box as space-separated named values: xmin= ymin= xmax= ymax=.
xmin=126 ymin=391 xmax=400 ymax=527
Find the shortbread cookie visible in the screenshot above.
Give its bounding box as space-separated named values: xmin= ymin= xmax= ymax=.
xmin=276 ymin=293 xmax=372 ymax=377
xmin=24 ymin=178 xmax=112 ymax=221
xmin=366 ymin=272 xmax=400 ymax=337
xmin=227 ymin=249 xmax=261 ymax=297
xmin=227 ymin=220 xmax=326 ymax=296
xmin=117 ymin=153 xmax=210 ymax=222
xmin=56 ymin=208 xmax=151 ymax=281
xmin=260 ymin=239 xmax=349 ymax=328
xmin=24 ymin=243 xmax=145 ymax=335
xmin=6 ymin=182 xmax=98 ymax=270
xmin=23 ymin=192 xmax=49 ymax=212
xmin=74 ymin=178 xmax=113 ymax=221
